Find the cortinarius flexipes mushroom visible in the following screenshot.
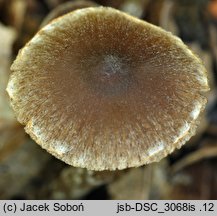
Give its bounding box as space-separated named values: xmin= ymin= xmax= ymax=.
xmin=7 ymin=7 xmax=209 ymax=170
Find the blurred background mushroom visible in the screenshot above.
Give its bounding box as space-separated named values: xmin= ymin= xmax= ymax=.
xmin=0 ymin=0 xmax=217 ymax=199
xmin=40 ymin=0 xmax=99 ymax=27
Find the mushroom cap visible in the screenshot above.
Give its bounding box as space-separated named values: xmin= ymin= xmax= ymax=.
xmin=7 ymin=7 xmax=209 ymax=170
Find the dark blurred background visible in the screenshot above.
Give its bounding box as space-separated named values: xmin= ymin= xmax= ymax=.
xmin=0 ymin=0 xmax=217 ymax=199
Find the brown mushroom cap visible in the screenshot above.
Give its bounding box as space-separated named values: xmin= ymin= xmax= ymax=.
xmin=7 ymin=7 xmax=209 ymax=170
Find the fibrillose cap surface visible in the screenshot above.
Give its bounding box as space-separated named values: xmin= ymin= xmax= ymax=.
xmin=7 ymin=7 xmax=209 ymax=170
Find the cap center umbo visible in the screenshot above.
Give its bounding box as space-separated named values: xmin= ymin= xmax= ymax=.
xmin=84 ymin=54 xmax=133 ymax=96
